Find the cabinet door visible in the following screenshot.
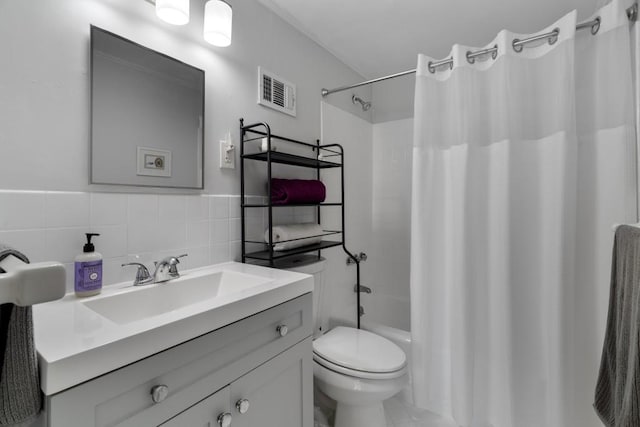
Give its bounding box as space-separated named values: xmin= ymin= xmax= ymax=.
xmin=231 ymin=338 xmax=313 ymax=427
xmin=160 ymin=386 xmax=231 ymax=427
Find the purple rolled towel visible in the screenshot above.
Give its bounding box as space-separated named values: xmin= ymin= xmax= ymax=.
xmin=271 ymin=178 xmax=326 ymax=205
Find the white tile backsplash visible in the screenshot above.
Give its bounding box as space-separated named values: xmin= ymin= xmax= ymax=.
xmin=0 ymin=191 xmax=242 ymax=290
xmin=211 ymin=242 xmax=230 ymax=264
xmin=158 ymin=195 xmax=186 ymax=222
xmin=229 ymin=218 xmax=242 ymax=241
xmin=186 ymin=195 xmax=209 ymax=221
xmin=89 ymin=225 xmax=127 ymax=258
xmin=228 ymin=196 xmax=241 ymax=219
xmin=45 ymin=192 xmax=90 ymax=228
xmin=187 ymin=220 xmax=210 ymax=248
xmin=90 ymin=193 xmax=127 ymax=226
xmin=211 ymin=219 xmax=229 ymax=243
xmin=45 ymin=227 xmax=87 ymax=263
xmin=210 ymin=196 xmax=229 ymax=219
xmin=128 ymin=194 xmax=159 ymax=224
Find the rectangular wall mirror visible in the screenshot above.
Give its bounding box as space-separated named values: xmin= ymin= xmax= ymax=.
xmin=91 ymin=26 xmax=205 ymax=189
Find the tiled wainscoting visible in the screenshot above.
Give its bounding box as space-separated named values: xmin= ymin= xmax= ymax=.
xmin=0 ymin=190 xmax=317 ymax=292
xmin=0 ymin=191 xmax=278 ymax=292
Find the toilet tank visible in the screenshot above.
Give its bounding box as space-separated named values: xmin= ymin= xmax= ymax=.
xmin=276 ymin=255 xmax=327 ymax=339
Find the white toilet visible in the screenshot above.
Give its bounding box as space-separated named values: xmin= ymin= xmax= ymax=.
xmin=281 ymin=256 xmax=408 ymax=427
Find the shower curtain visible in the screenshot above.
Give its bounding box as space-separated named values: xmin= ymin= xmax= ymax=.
xmin=410 ymin=1 xmax=637 ymax=426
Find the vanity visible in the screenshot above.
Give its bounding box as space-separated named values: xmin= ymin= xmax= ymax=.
xmin=33 ymin=262 xmax=313 ymax=427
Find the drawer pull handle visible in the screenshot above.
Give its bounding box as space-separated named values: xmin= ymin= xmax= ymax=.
xmin=276 ymin=324 xmax=288 ymax=337
xmin=217 ymin=412 xmax=233 ymax=427
xmin=236 ymin=398 xmax=250 ymax=414
xmin=150 ymin=384 xmax=169 ymax=403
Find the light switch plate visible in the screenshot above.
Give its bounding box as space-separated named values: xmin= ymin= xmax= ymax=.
xmin=219 ymin=140 xmax=235 ymax=169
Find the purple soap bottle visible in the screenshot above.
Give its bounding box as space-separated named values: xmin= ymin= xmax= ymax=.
xmin=74 ymin=233 xmax=102 ymax=297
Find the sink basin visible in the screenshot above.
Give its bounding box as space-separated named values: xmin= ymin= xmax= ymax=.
xmin=83 ymin=270 xmax=272 ymax=324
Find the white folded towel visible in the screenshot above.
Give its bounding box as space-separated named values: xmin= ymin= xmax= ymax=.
xmin=260 ymin=138 xmax=278 ymax=152
xmin=265 ymin=223 xmax=323 ymax=251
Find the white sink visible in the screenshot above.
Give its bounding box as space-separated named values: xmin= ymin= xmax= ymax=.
xmin=83 ymin=270 xmax=272 ymax=324
xmin=34 ymin=262 xmax=313 ymax=395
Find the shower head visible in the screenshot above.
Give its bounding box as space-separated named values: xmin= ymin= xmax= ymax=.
xmin=352 ymin=95 xmax=372 ymax=112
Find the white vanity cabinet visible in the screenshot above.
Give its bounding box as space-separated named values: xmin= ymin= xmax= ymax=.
xmin=43 ymin=294 xmax=313 ymax=427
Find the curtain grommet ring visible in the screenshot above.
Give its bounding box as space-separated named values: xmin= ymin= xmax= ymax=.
xmin=512 ymin=39 xmax=524 ymax=53
xmin=548 ymin=28 xmax=560 ymax=45
xmin=491 ymin=44 xmax=498 ymax=60
xmin=591 ymin=17 xmax=601 ymax=35
xmin=466 ymin=51 xmax=475 ymax=65
xmin=428 ymin=61 xmax=436 ymax=74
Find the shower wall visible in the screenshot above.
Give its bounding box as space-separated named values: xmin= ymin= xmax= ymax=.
xmin=319 ymin=102 xmax=413 ymax=331
xmin=320 ymin=102 xmax=373 ymax=327
xmin=368 ymin=118 xmax=413 ymax=330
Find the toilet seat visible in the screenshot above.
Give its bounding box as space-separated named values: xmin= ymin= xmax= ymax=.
xmin=312 ymin=326 xmax=407 ymax=380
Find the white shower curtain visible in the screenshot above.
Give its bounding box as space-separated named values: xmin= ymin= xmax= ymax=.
xmin=410 ymin=1 xmax=637 ymax=426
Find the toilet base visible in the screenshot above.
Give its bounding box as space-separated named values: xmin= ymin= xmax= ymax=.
xmin=334 ymin=402 xmax=387 ymax=427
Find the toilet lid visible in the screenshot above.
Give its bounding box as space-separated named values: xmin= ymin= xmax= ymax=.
xmin=312 ymin=326 xmax=406 ymax=373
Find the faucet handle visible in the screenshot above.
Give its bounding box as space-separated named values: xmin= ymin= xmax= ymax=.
xmin=121 ymin=262 xmax=153 ymax=286
xmin=167 ymin=254 xmax=188 ymax=276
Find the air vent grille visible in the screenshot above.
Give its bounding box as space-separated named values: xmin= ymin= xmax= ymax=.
xmin=258 ymin=67 xmax=296 ymax=117
xmin=263 ymin=75 xmax=272 ymax=103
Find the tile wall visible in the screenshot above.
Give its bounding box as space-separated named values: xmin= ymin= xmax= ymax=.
xmin=0 ymin=191 xmax=269 ymax=292
xmin=0 ymin=190 xmax=318 ymax=292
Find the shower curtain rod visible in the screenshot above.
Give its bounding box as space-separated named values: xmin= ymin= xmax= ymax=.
xmin=321 ymin=3 xmax=638 ymax=97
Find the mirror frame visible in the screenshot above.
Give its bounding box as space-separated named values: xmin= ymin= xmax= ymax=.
xmin=90 ymin=26 xmax=205 ymax=190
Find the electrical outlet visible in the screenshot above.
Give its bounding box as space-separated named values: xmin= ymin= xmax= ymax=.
xmin=219 ymin=140 xmax=235 ymax=169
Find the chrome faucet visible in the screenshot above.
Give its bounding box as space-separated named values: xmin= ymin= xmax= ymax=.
xmin=152 ymin=254 xmax=188 ymax=283
xmin=121 ymin=262 xmax=153 ymax=286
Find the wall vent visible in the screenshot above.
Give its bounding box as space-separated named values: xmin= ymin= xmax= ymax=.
xmin=258 ymin=67 xmax=296 ymax=117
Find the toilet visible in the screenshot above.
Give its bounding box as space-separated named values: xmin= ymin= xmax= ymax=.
xmin=280 ymin=255 xmax=408 ymax=427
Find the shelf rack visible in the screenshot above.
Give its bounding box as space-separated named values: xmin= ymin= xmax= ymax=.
xmin=239 ymin=119 xmax=363 ymax=328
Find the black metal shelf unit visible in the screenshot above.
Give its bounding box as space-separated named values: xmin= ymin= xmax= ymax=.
xmin=239 ymin=119 xmax=362 ymax=327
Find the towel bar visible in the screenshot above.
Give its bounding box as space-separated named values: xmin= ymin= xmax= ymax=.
xmin=0 ymin=261 xmax=66 ymax=306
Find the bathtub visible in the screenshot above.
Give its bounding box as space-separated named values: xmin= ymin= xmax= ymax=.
xmin=360 ymin=293 xmax=413 ymax=405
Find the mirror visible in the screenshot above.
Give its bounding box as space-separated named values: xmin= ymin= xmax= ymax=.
xmin=91 ymin=26 xmax=205 ymax=189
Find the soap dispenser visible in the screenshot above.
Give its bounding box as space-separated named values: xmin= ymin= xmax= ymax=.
xmin=75 ymin=233 xmax=102 ymax=297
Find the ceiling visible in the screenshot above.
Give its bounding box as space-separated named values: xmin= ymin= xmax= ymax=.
xmin=256 ymin=0 xmax=604 ymax=79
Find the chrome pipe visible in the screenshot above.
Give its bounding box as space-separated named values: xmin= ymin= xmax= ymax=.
xmin=577 ymin=17 xmax=601 ymax=35
xmin=321 ymin=68 xmax=416 ymax=97
xmin=428 ymin=58 xmax=453 ymax=73
xmin=466 ymin=45 xmax=498 ymax=64
xmin=512 ymin=28 xmax=559 ymax=52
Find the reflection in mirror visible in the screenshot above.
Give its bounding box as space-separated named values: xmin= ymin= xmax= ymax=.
xmin=91 ymin=26 xmax=205 ymax=189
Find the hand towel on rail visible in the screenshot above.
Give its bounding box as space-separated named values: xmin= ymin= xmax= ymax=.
xmin=0 ymin=244 xmax=42 ymax=426
xmin=594 ymin=225 xmax=640 ymax=427
xmin=271 ymin=178 xmax=326 ymax=205
xmin=265 ymin=223 xmax=324 ymax=251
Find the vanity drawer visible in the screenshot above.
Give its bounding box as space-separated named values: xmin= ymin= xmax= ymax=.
xmin=46 ymin=293 xmax=312 ymax=427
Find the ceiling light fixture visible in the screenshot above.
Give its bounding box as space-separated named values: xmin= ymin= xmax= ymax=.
xmin=203 ymin=0 xmax=233 ymax=47
xmin=155 ymin=0 xmax=190 ymax=26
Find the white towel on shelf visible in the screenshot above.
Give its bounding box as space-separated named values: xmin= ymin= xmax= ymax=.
xmin=265 ymin=223 xmax=324 ymax=251
xmin=260 ymin=138 xmax=278 ymax=152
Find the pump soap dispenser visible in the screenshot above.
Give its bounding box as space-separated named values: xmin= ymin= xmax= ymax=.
xmin=75 ymin=233 xmax=102 ymax=297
